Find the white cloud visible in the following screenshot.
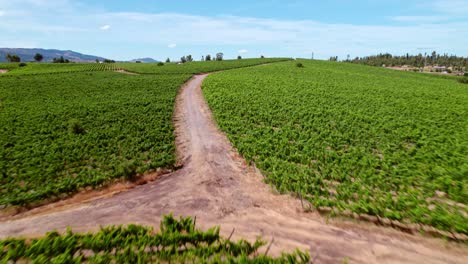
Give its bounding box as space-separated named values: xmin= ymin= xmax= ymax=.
xmin=238 ymin=49 xmax=248 ymax=54
xmin=391 ymin=16 xmax=448 ymax=23
xmin=93 ymin=12 xmax=467 ymax=56
xmin=0 ymin=2 xmax=467 ymax=60
xmin=0 ymin=10 xmax=4 ymax=17
xmin=432 ymin=0 xmax=468 ymax=15
xmin=100 ymin=25 xmax=111 ymax=30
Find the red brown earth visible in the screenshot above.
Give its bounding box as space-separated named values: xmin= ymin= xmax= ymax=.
xmin=0 ymin=74 xmax=467 ymax=263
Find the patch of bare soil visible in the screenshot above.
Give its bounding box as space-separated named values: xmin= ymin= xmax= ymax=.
xmin=0 ymin=74 xmax=466 ymax=263
xmin=114 ymin=69 xmax=139 ymax=75
xmin=0 ymin=69 xmax=8 ymax=74
xmin=0 ymin=169 xmax=171 ymax=221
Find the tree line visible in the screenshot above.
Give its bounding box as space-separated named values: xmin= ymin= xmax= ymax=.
xmin=344 ymin=51 xmax=468 ymax=71
xmin=4 ymin=53 xmax=75 ymax=63
xmin=166 ymin=53 xmax=266 ymax=63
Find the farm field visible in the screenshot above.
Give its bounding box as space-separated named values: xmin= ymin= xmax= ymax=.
xmin=203 ymin=59 xmax=468 ymax=234
xmin=0 ymin=71 xmax=190 ymax=206
xmin=117 ymin=58 xmax=291 ymax=74
xmin=0 ymin=63 xmax=19 ymax=72
xmin=0 ymin=63 xmax=119 ymax=76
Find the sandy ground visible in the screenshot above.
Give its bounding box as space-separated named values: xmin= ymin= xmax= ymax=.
xmin=1 ymin=74 xmax=467 ymax=263
xmin=114 ymin=69 xmax=139 ymax=75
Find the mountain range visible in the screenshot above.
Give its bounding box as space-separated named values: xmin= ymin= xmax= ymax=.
xmin=129 ymin=58 xmax=159 ymax=63
xmin=0 ymin=48 xmax=108 ymax=63
xmin=0 ymin=48 xmax=161 ymax=63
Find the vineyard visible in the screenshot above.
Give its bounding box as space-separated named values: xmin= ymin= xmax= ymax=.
xmin=0 ymin=72 xmax=191 ymax=205
xmin=1 ymin=63 xmax=120 ymax=76
xmin=0 ymin=63 xmax=19 ymax=71
xmin=203 ymin=60 xmax=468 ymax=235
xmin=117 ymin=58 xmax=291 ymax=74
xmin=0 ymin=214 xmax=310 ymax=263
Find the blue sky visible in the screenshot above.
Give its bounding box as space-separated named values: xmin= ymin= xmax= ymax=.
xmin=0 ymin=0 xmax=467 ymax=61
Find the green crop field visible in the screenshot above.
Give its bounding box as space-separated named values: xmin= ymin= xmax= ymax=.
xmin=0 ymin=214 xmax=310 ymax=263
xmin=203 ymin=60 xmax=468 ymax=234
xmin=117 ymin=58 xmax=291 ymax=74
xmin=0 ymin=71 xmax=191 ymax=205
xmin=1 ymin=63 xmax=119 ymax=76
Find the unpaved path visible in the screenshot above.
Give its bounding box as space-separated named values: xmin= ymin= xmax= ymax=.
xmin=0 ymin=69 xmax=8 ymax=74
xmin=1 ymin=74 xmax=467 ymax=263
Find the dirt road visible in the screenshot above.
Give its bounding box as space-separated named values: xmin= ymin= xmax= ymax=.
xmin=1 ymin=74 xmax=466 ymax=263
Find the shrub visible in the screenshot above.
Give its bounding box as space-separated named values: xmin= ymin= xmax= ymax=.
xmin=458 ymin=78 xmax=468 ymax=84
xmin=118 ymin=160 xmax=138 ymax=180
xmin=296 ymin=62 xmax=304 ymax=68
xmin=68 ymin=119 xmax=86 ymax=135
xmin=157 ymin=62 xmax=164 ymax=66
xmin=464 ymin=72 xmax=468 ymax=77
xmin=18 ymin=63 xmax=27 ymax=67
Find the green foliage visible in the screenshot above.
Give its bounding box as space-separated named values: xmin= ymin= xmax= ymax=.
xmin=0 ymin=214 xmax=310 ymax=263
xmin=1 ymin=62 xmax=119 ymax=76
xmin=117 ymin=58 xmax=291 ymax=74
xmin=53 ymin=56 xmax=70 ymax=63
xmin=157 ymin=62 xmax=164 ymax=66
xmin=5 ymin=54 xmax=21 ymax=63
xmin=296 ymin=62 xmax=304 ymax=68
xmin=203 ymin=60 xmax=468 ymax=234
xmin=0 ymin=72 xmax=190 ymax=206
xmin=34 ymin=53 xmax=44 ymax=62
xmin=0 ymin=63 xmax=20 ymax=71
xmin=18 ymin=63 xmax=27 ymax=67
xmin=68 ymin=119 xmax=86 ymax=135
xmin=459 ymin=77 xmax=468 ymax=84
xmin=350 ymin=52 xmax=468 ymax=69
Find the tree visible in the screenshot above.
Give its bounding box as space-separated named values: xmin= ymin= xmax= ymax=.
xmin=260 ymin=55 xmax=265 ymax=59
xmin=53 ymin=56 xmax=69 ymax=63
xmin=216 ymin=52 xmax=223 ymax=61
xmin=34 ymin=53 xmax=44 ymax=62
xmin=237 ymin=55 xmax=242 ymax=60
xmin=96 ymin=59 xmax=100 ymax=63
xmin=201 ymin=56 xmax=204 ymax=61
xmin=166 ymin=58 xmax=171 ymax=63
xmin=186 ymin=55 xmax=193 ymax=62
xmin=180 ymin=56 xmax=187 ymax=63
xmin=6 ymin=54 xmax=21 ymax=62
xmin=205 ymin=54 xmax=212 ymax=61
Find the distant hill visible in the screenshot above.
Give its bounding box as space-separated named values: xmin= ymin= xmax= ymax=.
xmin=129 ymin=58 xmax=159 ymax=63
xmin=0 ymin=48 xmax=108 ymax=62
